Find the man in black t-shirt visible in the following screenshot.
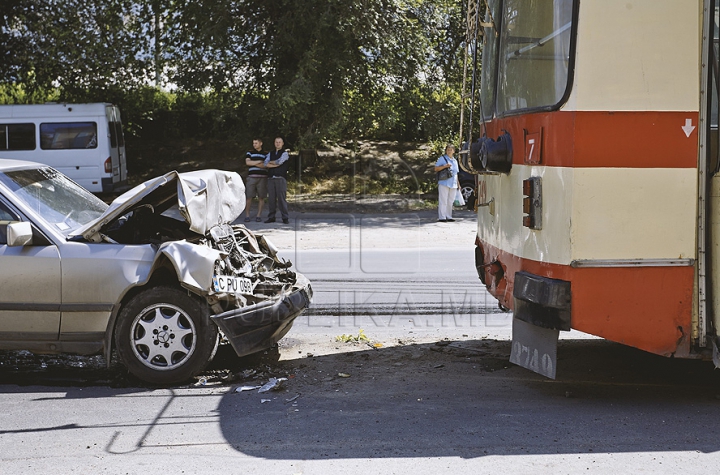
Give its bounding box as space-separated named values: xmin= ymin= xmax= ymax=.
xmin=244 ymin=138 xmax=268 ymax=222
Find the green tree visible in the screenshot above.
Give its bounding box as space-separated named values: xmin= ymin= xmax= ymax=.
xmin=0 ymin=0 xmax=465 ymax=146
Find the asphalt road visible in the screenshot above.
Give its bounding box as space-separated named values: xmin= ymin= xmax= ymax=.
xmin=2 ymin=212 xmax=720 ymax=474
xmin=283 ymin=248 xmax=514 ymax=344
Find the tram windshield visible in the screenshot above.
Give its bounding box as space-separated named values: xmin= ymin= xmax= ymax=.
xmin=481 ymin=0 xmax=575 ymax=117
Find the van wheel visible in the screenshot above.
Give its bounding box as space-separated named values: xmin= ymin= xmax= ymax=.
xmin=115 ymin=287 xmax=218 ymax=385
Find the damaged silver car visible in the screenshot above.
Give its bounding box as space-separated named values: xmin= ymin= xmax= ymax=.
xmin=0 ymin=159 xmax=311 ymax=384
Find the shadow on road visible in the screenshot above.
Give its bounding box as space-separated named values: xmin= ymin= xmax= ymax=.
xmin=1 ymin=339 xmax=719 ymax=459
xmin=216 ymin=339 xmax=720 ymax=459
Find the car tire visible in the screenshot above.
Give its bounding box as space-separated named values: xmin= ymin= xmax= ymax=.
xmin=460 ymin=184 xmax=475 ymax=202
xmin=115 ymin=286 xmax=218 ymax=385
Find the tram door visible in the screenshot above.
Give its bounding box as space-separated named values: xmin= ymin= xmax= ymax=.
xmin=706 ymin=1 xmax=720 ymax=353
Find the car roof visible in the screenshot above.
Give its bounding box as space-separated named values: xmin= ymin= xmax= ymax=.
xmin=0 ymin=158 xmax=45 ymax=172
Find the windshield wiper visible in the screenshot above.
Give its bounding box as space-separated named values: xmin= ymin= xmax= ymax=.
xmin=506 ymin=21 xmax=571 ymax=59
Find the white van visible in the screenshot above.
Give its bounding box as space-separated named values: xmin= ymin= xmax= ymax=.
xmin=0 ymin=103 xmax=128 ymax=193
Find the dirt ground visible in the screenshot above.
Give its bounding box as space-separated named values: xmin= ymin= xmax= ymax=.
xmin=0 ymin=332 xmax=509 ymax=389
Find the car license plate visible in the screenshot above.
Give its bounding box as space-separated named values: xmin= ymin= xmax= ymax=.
xmin=213 ymin=275 xmax=255 ymax=295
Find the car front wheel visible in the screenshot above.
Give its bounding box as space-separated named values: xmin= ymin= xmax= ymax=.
xmin=115 ymin=286 xmax=218 ymax=385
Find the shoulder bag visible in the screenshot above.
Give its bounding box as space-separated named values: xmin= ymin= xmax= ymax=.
xmin=436 ymin=155 xmax=453 ymax=182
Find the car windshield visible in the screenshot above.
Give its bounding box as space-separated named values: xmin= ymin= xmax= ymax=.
xmin=0 ymin=166 xmax=108 ymax=236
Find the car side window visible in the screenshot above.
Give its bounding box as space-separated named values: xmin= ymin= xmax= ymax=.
xmin=0 ymin=200 xmax=19 ymax=245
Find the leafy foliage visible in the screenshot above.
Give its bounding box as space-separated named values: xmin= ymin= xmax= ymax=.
xmin=0 ymin=0 xmax=465 ymax=147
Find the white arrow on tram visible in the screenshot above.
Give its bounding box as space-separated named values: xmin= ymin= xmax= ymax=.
xmin=682 ymin=118 xmax=696 ymax=138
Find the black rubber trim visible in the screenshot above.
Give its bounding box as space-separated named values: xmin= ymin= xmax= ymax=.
xmin=513 ymin=271 xmax=571 ymax=331
xmin=0 ymin=303 xmax=114 ymax=312
xmin=475 ymin=245 xmax=486 ymax=284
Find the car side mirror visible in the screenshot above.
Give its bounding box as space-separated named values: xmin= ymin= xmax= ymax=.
xmin=7 ymin=221 xmax=33 ymax=247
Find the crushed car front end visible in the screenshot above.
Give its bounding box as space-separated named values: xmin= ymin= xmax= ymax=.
xmin=69 ymin=168 xmax=311 ymax=382
xmin=161 ymin=220 xmax=313 ymax=357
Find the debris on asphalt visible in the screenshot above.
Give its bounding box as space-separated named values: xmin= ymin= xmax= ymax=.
xmin=219 ymin=370 xmax=235 ymax=382
xmin=258 ymin=377 xmax=288 ymax=393
xmin=238 ymin=369 xmax=257 ymax=379
xmin=336 ymin=329 xmax=369 ymax=343
xmin=337 ymin=372 xmax=351 ymax=378
xmin=285 ymin=395 xmax=300 ymax=403
xmin=434 ymin=364 xmax=445 ymax=369
xmin=236 ymin=385 xmax=262 ymax=393
xmin=260 ymin=399 xmax=271 ymax=404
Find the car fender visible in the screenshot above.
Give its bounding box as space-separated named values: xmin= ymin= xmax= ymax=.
xmin=101 ymin=241 xmax=220 ymax=365
xmin=158 ymin=240 xmax=222 ymax=294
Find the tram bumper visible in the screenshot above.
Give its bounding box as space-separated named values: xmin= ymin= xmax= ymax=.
xmin=509 ymin=271 xmax=572 ymax=379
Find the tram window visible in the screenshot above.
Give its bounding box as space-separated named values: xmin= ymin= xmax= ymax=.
xmin=480 ymin=0 xmax=502 ymax=119
xmin=712 ymin=8 xmax=719 ymax=128
xmin=496 ymin=0 xmax=574 ymax=115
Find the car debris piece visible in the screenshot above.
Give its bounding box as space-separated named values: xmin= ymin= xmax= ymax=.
xmin=238 ymin=369 xmax=257 ymax=379
xmin=261 ymin=399 xmax=272 ymax=403
xmin=337 ymin=373 xmax=351 ymax=378
xmin=258 ymin=377 xmax=288 ymax=393
xmin=285 ymin=395 xmax=300 ymax=403
xmin=236 ymin=385 xmax=262 ymax=392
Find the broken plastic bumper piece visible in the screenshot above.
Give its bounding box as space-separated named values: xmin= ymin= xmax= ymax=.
xmin=210 ymin=274 xmax=313 ymax=357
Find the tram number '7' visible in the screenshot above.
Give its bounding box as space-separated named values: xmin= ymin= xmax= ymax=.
xmin=511 ymin=340 xmax=553 ymax=376
xmin=528 ymin=139 xmax=535 ymax=162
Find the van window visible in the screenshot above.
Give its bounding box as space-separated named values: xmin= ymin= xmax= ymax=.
xmin=109 ymin=121 xmax=124 ymax=148
xmin=40 ymin=122 xmax=98 ymax=150
xmin=0 ymin=123 xmax=36 ymax=151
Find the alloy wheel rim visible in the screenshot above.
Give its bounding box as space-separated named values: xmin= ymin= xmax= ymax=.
xmin=130 ymin=303 xmax=197 ymax=371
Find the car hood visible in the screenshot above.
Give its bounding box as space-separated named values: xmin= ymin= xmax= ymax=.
xmin=72 ymin=169 xmax=246 ymax=242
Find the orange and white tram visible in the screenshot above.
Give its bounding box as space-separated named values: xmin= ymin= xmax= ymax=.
xmin=462 ymin=0 xmax=720 ymax=377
